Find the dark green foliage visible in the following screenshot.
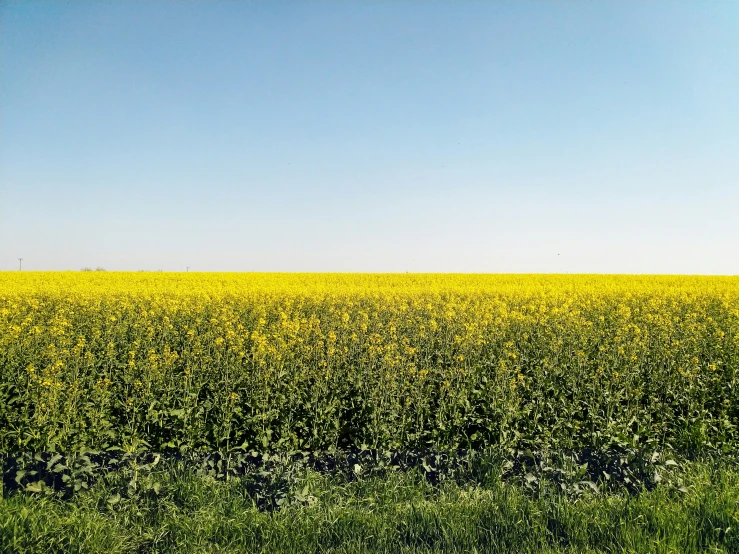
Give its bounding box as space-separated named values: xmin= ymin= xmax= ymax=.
xmin=1 ymin=458 xmax=737 ymax=553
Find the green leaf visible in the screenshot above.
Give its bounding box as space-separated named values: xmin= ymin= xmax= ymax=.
xmin=580 ymin=481 xmax=599 ymax=493
xmin=46 ymin=453 xmax=63 ymax=470
xmin=26 ymin=481 xmax=45 ymax=493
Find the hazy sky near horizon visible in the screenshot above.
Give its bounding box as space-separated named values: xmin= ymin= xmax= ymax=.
xmin=1 ymin=1 xmax=737 ymax=273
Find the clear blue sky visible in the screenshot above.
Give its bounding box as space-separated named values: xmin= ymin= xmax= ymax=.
xmin=1 ymin=0 xmax=737 ymax=273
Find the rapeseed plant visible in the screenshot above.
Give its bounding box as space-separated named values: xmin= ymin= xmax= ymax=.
xmin=0 ymin=272 xmax=736 ymax=454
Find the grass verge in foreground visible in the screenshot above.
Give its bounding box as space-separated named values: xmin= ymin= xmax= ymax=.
xmin=1 ymin=458 xmax=737 ymax=553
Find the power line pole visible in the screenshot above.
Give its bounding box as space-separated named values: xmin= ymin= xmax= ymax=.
xmin=18 ymin=258 xmax=23 ymax=271
xmin=186 ymin=266 xmax=190 ymax=272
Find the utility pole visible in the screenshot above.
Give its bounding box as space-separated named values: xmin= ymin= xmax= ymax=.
xmin=18 ymin=258 xmax=23 ymax=271
xmin=186 ymin=266 xmax=190 ymax=272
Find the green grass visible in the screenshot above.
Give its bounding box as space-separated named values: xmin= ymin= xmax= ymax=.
xmin=2 ymin=459 xmax=737 ymax=553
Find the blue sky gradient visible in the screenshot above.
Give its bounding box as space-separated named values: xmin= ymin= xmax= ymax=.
xmin=1 ymin=1 xmax=737 ymax=273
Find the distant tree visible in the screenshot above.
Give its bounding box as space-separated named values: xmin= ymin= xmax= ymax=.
xmin=81 ymin=267 xmax=92 ymax=272
xmin=95 ymin=267 xmax=106 ymax=271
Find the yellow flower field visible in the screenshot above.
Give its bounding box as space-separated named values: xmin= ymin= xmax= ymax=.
xmin=1 ymin=272 xmax=737 ymax=453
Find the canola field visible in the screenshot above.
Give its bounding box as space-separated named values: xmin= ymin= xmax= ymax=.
xmin=1 ymin=273 xmax=737 ymax=454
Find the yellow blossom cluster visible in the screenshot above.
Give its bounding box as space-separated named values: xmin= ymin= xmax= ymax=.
xmin=0 ymin=272 xmax=737 ymax=453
